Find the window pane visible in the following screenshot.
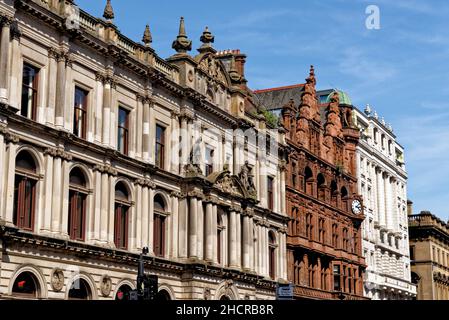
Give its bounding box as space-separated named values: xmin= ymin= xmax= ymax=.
xmin=21 ymin=64 xmax=39 ymax=120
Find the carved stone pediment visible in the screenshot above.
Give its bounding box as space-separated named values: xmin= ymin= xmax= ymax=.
xmin=208 ymin=169 xmax=252 ymax=200
xmin=197 ymin=53 xmax=230 ymax=87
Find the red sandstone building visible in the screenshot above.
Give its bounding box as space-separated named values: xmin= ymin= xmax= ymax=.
xmin=255 ymin=67 xmax=367 ymax=300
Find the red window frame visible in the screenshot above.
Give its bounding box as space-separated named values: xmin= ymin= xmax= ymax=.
xmin=68 ymin=190 xmax=87 ymax=241
xmin=114 ymin=204 xmax=129 ymax=250
xmin=13 ymin=175 xmax=37 ymax=231
xmin=153 ymin=213 xmax=166 ymax=257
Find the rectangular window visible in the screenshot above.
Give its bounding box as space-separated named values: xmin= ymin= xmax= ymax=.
xmin=117 ymin=107 xmax=129 ymax=155
xmin=153 ymin=214 xmax=166 ymax=257
xmin=73 ymin=87 xmax=88 ymax=139
xmin=205 ymin=147 xmax=214 ymax=177
xmin=266 ymin=134 xmax=271 ymax=156
xmin=13 ymin=176 xmax=36 ymax=231
xmin=68 ymin=191 xmax=86 ymax=241
xmin=267 ymin=176 xmax=274 ymax=211
xmin=333 ymin=265 xmax=341 ymax=291
xmin=21 ymin=63 xmax=39 ymax=120
xmin=319 ymin=218 xmax=325 ymax=243
xmin=114 ymin=204 xmax=129 ymax=250
xmin=155 ymin=124 xmax=166 ymax=168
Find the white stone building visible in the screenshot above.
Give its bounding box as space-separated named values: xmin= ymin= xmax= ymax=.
xmin=0 ymin=0 xmax=288 ymax=300
xmin=353 ymin=105 xmax=416 ymax=300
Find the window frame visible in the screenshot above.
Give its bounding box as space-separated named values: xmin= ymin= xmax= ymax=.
xmin=117 ymin=106 xmax=130 ymax=155
xmin=73 ymin=86 xmax=89 ymax=139
xmin=21 ymin=62 xmax=40 ymax=121
xmin=267 ymin=176 xmax=274 ymax=211
xmin=155 ymin=124 xmax=166 ymax=169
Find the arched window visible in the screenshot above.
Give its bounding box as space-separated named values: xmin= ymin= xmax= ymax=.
xmin=156 ymin=289 xmax=172 ymax=301
xmin=268 ymin=231 xmax=277 ymax=280
xmin=114 ymin=182 xmax=131 ymax=250
xmin=304 ymin=167 xmax=313 ymax=195
xmin=13 ymin=151 xmax=38 ymax=231
xmin=317 ymin=173 xmax=326 ymax=201
xmin=115 ymin=284 xmax=133 ymax=301
xmin=153 ymin=194 xmax=166 ymax=257
xmin=341 ymin=187 xmax=349 ymax=212
xmin=330 ymin=181 xmax=338 ymax=207
xmin=68 ymin=278 xmax=91 ymax=300
xmin=68 ymin=167 xmax=88 ymax=241
xmin=12 ymin=272 xmax=39 ymax=299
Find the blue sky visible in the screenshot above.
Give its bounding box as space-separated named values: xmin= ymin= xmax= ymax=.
xmin=76 ymin=0 xmax=449 ymax=220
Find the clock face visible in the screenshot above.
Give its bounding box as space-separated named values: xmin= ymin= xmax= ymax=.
xmin=352 ymin=200 xmax=362 ymax=214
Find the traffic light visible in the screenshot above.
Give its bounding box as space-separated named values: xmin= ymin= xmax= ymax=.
xmin=143 ymin=275 xmax=158 ymax=300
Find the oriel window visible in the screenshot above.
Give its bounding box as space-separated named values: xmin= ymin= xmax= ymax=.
xmin=117 ymin=107 xmax=129 ymax=155
xmin=155 ymin=124 xmax=166 ymax=168
xmin=21 ymin=63 xmax=39 ymax=120
xmin=73 ymin=87 xmax=88 ymax=139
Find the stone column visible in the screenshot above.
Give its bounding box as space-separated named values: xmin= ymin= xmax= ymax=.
xmin=377 ymin=169 xmax=386 ymax=227
xmin=205 ymin=202 xmax=213 ymax=262
xmin=133 ymin=183 xmax=142 ymax=250
xmin=212 ymin=204 xmax=218 ymax=263
xmin=0 ymin=129 xmax=5 ymax=221
xmin=280 ymin=164 xmax=286 ymax=215
xmin=236 ymin=211 xmax=242 ymax=268
xmin=92 ymin=168 xmax=102 ymax=241
xmin=3 ymin=137 xmax=18 ymax=224
xmin=180 ymin=116 xmax=188 ymax=169
xmin=8 ymin=26 xmax=21 ymax=109
xmin=197 ymin=199 xmax=204 ymax=260
xmin=189 ymin=196 xmax=198 ymax=258
xmin=51 ymin=156 xmax=62 ymax=232
xmin=171 ymin=111 xmax=180 ymax=174
xmin=55 ymin=52 xmax=67 ymax=128
xmin=94 ymin=73 xmax=104 ymax=142
xmin=149 ymin=102 xmax=155 ymax=165
xmin=134 ymin=95 xmax=143 ymax=160
xmin=385 ymin=174 xmax=392 ymax=230
xmin=229 ymin=210 xmax=238 ymax=267
xmin=242 ymin=214 xmax=250 ymax=270
xmin=141 ymin=185 xmax=149 ymax=249
xmin=100 ymin=171 xmax=109 ymax=242
xmin=0 ymin=16 xmax=12 ymax=103
xmin=178 ymin=195 xmax=188 ymax=258
xmin=142 ymin=97 xmax=151 ymax=162
xmin=108 ymin=175 xmax=117 ymax=245
xmin=171 ymin=193 xmax=179 ymax=259
xmin=148 ymin=187 xmax=155 ymax=254
xmin=102 ymin=77 xmax=113 ymax=146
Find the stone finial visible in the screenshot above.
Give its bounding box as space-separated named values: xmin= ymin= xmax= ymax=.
xmin=142 ymin=24 xmax=152 ymax=47
xmin=381 ymin=117 xmax=386 ymax=126
xmin=373 ymin=110 xmax=379 ymax=119
xmin=172 ymin=17 xmax=192 ymax=54
xmin=364 ymin=104 xmax=372 ymax=115
xmin=200 ymin=26 xmax=214 ymax=46
xmin=306 ymin=65 xmax=316 ymax=86
xmin=103 ymin=0 xmax=114 ymax=22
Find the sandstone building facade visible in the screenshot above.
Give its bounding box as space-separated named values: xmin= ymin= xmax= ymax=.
xmin=255 ymin=72 xmax=367 ymax=300
xmin=409 ymin=211 xmax=449 ymax=300
xmin=0 ymin=0 xmax=288 ymax=300
xmin=350 ymin=105 xmax=416 ymax=300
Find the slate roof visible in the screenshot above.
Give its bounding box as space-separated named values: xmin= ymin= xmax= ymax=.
xmin=253 ymin=84 xmax=305 ymax=111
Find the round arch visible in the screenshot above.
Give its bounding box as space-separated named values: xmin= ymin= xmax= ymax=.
xmin=113 ymin=279 xmax=136 ymax=300
xmin=65 ymin=273 xmax=98 ymax=300
xmin=153 ymin=191 xmax=172 ymax=213
xmin=115 ymin=178 xmax=134 ymax=201
xmin=157 ymin=284 xmax=175 ymax=300
xmin=68 ymin=163 xmax=93 ymax=189
xmin=9 ymin=264 xmax=48 ymax=299
xmin=15 ymin=145 xmax=44 ymax=175
xmin=214 ymin=280 xmax=240 ymax=301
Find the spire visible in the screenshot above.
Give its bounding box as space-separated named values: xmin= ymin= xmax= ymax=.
xmin=103 ymin=0 xmax=114 ymax=22
xmin=306 ymin=65 xmax=316 ymax=86
xmin=172 ymin=17 xmax=192 ymax=54
xmin=142 ymin=24 xmax=152 ymax=47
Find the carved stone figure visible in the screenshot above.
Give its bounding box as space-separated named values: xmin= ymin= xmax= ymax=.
xmin=239 ymin=161 xmax=257 ymax=197
xmin=51 ymin=269 xmax=64 ymax=292
xmin=100 ymin=276 xmax=112 ymax=297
